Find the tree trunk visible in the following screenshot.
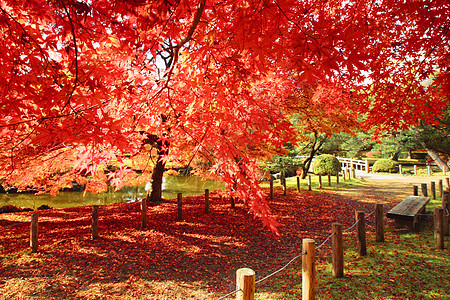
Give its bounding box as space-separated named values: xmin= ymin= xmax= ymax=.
xmin=149 ymin=136 xmax=169 ymax=202
xmin=149 ymin=152 xmax=166 ymax=202
xmin=301 ymin=133 xmax=324 ymax=179
xmin=424 ymin=146 xmax=449 ymax=172
xmin=392 ymin=151 xmax=401 ymax=161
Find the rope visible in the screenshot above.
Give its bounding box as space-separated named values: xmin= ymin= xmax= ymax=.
xmin=217 ymin=289 xmax=239 ymax=300
xmin=218 ymin=209 xmax=375 ymax=299
xmin=343 ymin=211 xmax=374 ymax=232
xmin=255 ymin=253 xmax=306 ymax=285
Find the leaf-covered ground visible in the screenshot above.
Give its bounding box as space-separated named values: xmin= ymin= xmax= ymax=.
xmin=0 ymin=182 xmax=448 ymax=299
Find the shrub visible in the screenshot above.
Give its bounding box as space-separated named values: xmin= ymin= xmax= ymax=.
xmin=372 ymin=159 xmax=396 ymax=173
xmin=313 ymin=154 xmax=341 ymax=175
xmin=260 ymin=155 xmax=303 ymax=178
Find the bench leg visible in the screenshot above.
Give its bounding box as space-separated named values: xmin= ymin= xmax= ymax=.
xmin=413 ymin=216 xmax=419 ymax=231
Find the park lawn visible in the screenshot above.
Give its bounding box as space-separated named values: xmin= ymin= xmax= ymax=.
xmin=1 ymin=183 xmax=448 ymax=299
xmin=257 ymin=227 xmax=449 ymax=300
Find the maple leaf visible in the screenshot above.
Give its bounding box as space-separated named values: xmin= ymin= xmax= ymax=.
xmin=0 ymin=0 xmax=448 ymax=232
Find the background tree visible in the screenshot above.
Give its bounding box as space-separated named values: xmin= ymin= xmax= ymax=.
xmin=288 ymin=83 xmax=359 ymax=178
xmin=415 ymin=106 xmax=450 ymax=171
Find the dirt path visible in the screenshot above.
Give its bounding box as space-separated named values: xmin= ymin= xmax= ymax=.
xmin=333 ymin=173 xmax=449 ymax=205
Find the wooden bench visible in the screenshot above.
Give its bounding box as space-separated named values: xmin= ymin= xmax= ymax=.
xmin=387 ymin=196 xmax=430 ymax=231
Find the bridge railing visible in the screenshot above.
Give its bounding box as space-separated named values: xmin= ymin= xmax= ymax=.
xmin=296 ymin=156 xmax=370 ymax=173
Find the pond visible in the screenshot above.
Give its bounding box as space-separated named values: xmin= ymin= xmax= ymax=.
xmin=0 ymin=176 xmax=225 ymax=210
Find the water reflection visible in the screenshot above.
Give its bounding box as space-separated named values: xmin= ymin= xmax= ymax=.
xmin=0 ymin=176 xmax=224 ymax=209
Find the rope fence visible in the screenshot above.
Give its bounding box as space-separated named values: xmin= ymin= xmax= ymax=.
xmin=216 ymin=192 xmax=449 ymax=300
xmin=218 ymin=209 xmax=376 ymax=299
xmin=1 ymin=176 xmax=448 ymax=299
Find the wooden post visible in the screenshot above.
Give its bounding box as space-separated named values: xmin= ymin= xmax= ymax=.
xmin=297 ymin=176 xmax=300 ymax=192
xmin=269 ymin=179 xmax=274 ymax=200
xmin=205 ymin=189 xmax=210 ymax=214
xmin=302 ymin=238 xmax=316 ymax=300
xmin=443 ymin=191 xmax=449 ymax=236
xmin=308 ymin=175 xmax=312 ymax=191
xmin=141 ymin=197 xmax=147 ymax=229
xmin=438 ymin=179 xmax=443 ymax=198
xmin=177 ymin=193 xmax=183 ymax=220
xmin=434 ymin=208 xmax=444 ymax=250
xmin=399 ymin=164 xmax=402 ymax=175
xmin=414 ymin=165 xmax=417 ymax=175
xmin=365 ymin=159 xmax=369 ymax=173
xmin=327 ymin=173 xmax=331 ymax=186
xmin=355 ymin=211 xmax=366 ymax=256
xmin=283 ymin=178 xmax=287 ymax=196
xmin=332 ymin=223 xmax=343 ymax=278
xmin=30 ymin=212 xmax=38 ymax=253
xmin=336 ymin=173 xmax=339 ymax=185
xmin=413 ymin=185 xmax=418 ymax=196
xmin=236 ymin=268 xmax=255 ymax=300
xmin=428 ymin=165 xmax=432 ymax=176
xmin=318 ymin=175 xmax=322 ymax=189
xmin=421 ymin=183 xmax=428 ymax=197
xmin=375 ymin=204 xmax=384 ymax=242
xmin=92 ymin=205 xmax=99 ymax=240
xmin=431 ymin=181 xmax=436 ymax=200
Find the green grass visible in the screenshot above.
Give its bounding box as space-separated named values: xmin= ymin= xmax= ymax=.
xmin=255 ymin=227 xmax=450 ymax=299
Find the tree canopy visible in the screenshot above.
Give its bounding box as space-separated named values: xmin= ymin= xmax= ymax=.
xmin=1 ymin=0 xmax=448 ymax=233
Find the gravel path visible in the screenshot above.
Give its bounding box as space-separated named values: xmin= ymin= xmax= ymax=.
xmin=334 ymin=171 xmax=449 ymax=205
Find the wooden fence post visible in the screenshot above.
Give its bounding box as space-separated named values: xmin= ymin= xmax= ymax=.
xmin=30 ymin=212 xmax=38 ymax=253
xmin=375 ymin=204 xmax=384 ymax=242
xmin=308 ymin=175 xmax=312 ymax=191
xmin=434 ymin=208 xmax=444 ymax=250
xmin=443 ymin=191 xmax=449 ymax=236
xmin=421 ymin=183 xmax=428 ymax=197
xmin=365 ymin=159 xmax=369 ymax=173
xmin=302 ymin=238 xmax=316 ymax=300
xmin=92 ymin=205 xmax=99 ymax=240
xmin=355 ymin=211 xmax=366 ymax=256
xmin=414 ymin=165 xmax=417 ymax=175
xmin=413 ymin=185 xmax=418 ymax=196
xmin=399 ymin=164 xmax=402 ymax=175
xmin=438 ymin=179 xmax=443 ymax=198
xmin=332 ymin=223 xmax=343 ymax=278
xmin=270 ymin=179 xmax=274 ymax=200
xmin=141 ymin=197 xmax=147 ymax=229
xmin=177 ymin=193 xmax=183 ymax=220
xmin=430 ymin=182 xmax=436 ymax=200
xmin=205 ymin=189 xmax=210 ymax=214
xmin=297 ymin=176 xmax=300 ymax=192
xmin=236 ymin=268 xmax=255 ymax=300
xmin=328 ymin=173 xmax=331 ymax=187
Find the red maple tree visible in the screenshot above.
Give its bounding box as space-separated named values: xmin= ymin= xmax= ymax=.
xmin=0 ymin=0 xmax=448 ymax=232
